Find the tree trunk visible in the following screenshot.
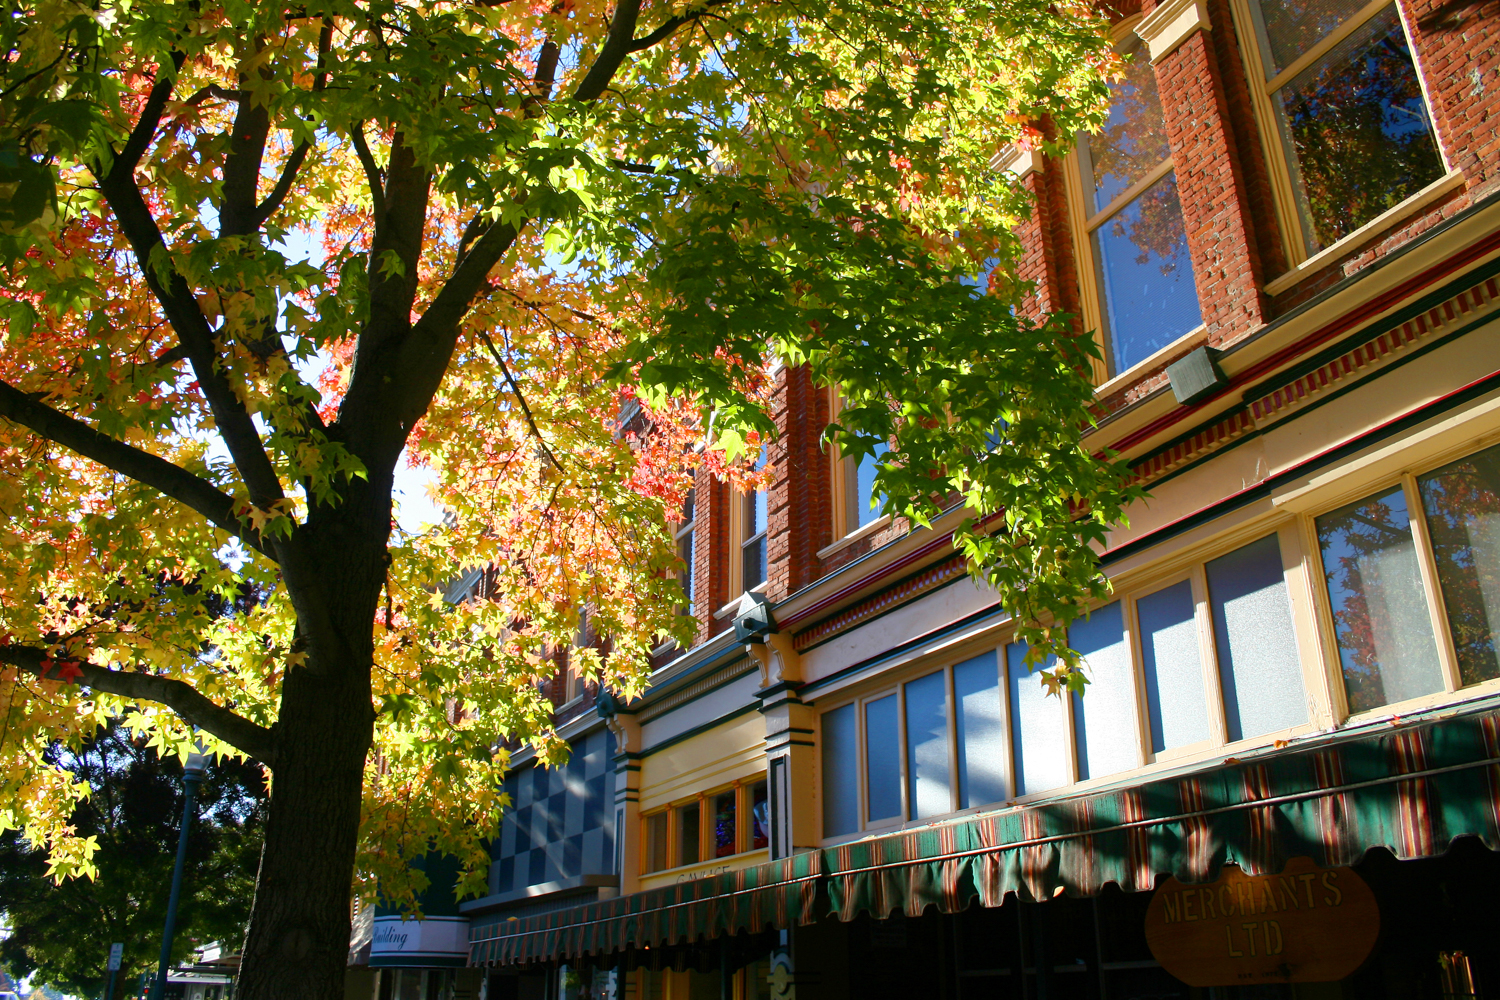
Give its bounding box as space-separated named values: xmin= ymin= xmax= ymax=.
xmin=234 ymin=515 xmax=386 ymax=1000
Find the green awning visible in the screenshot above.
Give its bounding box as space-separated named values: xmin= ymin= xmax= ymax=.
xmin=471 ymin=696 xmax=1500 ymax=967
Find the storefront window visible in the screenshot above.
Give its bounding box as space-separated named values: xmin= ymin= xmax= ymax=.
xmin=750 ymin=779 xmax=770 ymax=850
xmin=1317 ymin=485 xmax=1445 ymax=712
xmin=1244 ymin=0 xmax=1443 ymax=254
xmin=822 ymin=703 xmax=859 ymax=837
xmin=864 ymin=694 xmax=902 ymax=824
xmin=953 ymin=651 xmax=1007 ymax=808
xmin=1070 ymin=601 xmax=1139 ymax=781
xmin=904 ymin=670 xmax=951 ymax=820
xmin=1418 ymin=442 xmax=1500 ymax=686
xmin=1007 ymin=641 xmax=1071 ymax=795
xmin=1138 ymin=580 xmax=1212 ymax=753
xmin=641 ymin=774 xmax=772 ymax=874
xmin=678 ymin=800 xmax=701 ymax=866
xmin=712 ymin=789 xmax=736 ymax=858
xmin=645 ymin=811 xmax=668 ymax=873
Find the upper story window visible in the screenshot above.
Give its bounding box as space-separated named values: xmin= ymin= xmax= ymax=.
xmin=1235 ymin=0 xmax=1445 ymax=259
xmin=820 ymin=529 xmax=1309 ymax=838
xmin=676 ymin=488 xmax=696 ymax=614
xmin=641 ymin=776 xmax=770 ymax=874
xmin=1314 ymin=440 xmax=1500 ymax=714
xmin=737 ymin=453 xmax=769 ymax=594
xmin=1072 ymin=29 xmax=1203 ymax=377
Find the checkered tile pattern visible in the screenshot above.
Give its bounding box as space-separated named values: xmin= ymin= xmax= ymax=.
xmin=491 ymin=727 xmax=615 ymax=895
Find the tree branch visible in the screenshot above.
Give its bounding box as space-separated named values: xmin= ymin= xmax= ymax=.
xmin=254 ymin=140 xmax=312 ymax=228
xmin=476 ymin=330 xmax=562 ymax=471
xmin=350 ymin=124 xmax=385 ymax=217
xmin=0 ymin=380 xmax=275 ymax=561
xmin=627 ymin=0 xmax=734 ymax=52
xmin=109 ymin=53 xmax=186 ymax=180
xmin=574 ymin=0 xmax=644 ymax=102
xmin=0 ymin=645 xmax=278 ymax=767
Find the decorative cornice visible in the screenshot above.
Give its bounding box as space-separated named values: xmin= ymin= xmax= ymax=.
xmin=635 ymin=656 xmax=754 ymax=724
xmin=1136 ymin=0 xmax=1211 ymax=64
xmin=793 ymin=553 xmax=969 ymax=652
xmin=1129 ymin=271 xmax=1500 ymax=487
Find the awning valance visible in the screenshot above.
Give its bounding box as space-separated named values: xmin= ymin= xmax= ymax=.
xmin=469 ymin=851 xmax=821 ymax=966
xmin=471 ymin=698 xmax=1500 ymax=968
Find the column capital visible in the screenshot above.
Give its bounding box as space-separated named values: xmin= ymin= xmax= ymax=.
xmin=1137 ymin=0 xmax=1211 ymax=64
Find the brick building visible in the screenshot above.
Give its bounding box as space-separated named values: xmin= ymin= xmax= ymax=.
xmin=368 ymin=0 xmax=1500 ymax=995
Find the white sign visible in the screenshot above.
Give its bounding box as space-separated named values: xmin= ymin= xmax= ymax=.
xmin=107 ymin=943 xmax=123 ymax=971
xmin=370 ymin=916 xmax=470 ymax=960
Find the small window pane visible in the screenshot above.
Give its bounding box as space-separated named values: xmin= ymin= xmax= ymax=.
xmin=904 ymin=670 xmax=952 ymax=820
xmin=865 ymin=695 xmax=902 ymax=823
xmin=1270 ymin=6 xmax=1443 ymax=254
xmin=1137 ymin=580 xmax=1211 ymax=753
xmin=750 ymin=780 xmax=770 ymax=850
xmin=646 ymin=812 xmax=669 ymax=873
xmin=954 ymin=651 xmax=1007 ymax=808
xmin=742 ymin=534 xmax=766 ymax=591
xmin=678 ymin=528 xmax=695 ymax=610
xmin=1084 ymin=37 xmax=1170 ymax=209
xmin=1316 ymin=485 xmax=1444 ymax=712
xmin=1070 ymin=602 xmax=1140 ymax=780
xmin=853 ymin=443 xmax=888 ymax=529
xmin=822 ymin=705 xmax=859 ymax=837
xmin=1250 ymin=0 xmax=1377 ymax=76
xmin=678 ymin=801 xmax=700 ymax=867
xmin=1006 ymin=642 xmax=1071 ymax=796
xmin=1093 ymin=170 xmax=1204 ymax=374
xmin=1206 ymin=534 xmax=1308 ymax=740
xmin=712 ymin=790 xmax=736 ymax=858
xmin=1419 ymin=443 xmax=1500 ymax=686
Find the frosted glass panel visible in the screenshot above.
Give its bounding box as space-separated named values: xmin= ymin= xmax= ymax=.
xmin=1007 ymin=642 xmax=1071 ymax=796
xmin=905 ymin=671 xmax=952 ymax=820
xmin=1206 ymin=534 xmax=1308 ymax=741
xmin=821 ymin=704 xmax=859 ymax=837
xmin=1070 ymin=602 xmax=1140 ymax=780
xmin=954 ymin=651 xmax=1007 ymax=808
xmin=1420 ymin=442 xmax=1500 ymax=686
xmin=1138 ymin=581 xmax=1211 ymax=753
xmin=865 ymin=695 xmax=902 ymax=823
xmin=1316 ymin=486 xmax=1443 ymax=712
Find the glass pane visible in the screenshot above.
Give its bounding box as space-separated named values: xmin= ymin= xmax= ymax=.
xmin=1084 ymin=37 xmax=1170 ymax=210
xmin=1270 ymin=6 xmax=1443 ymax=254
xmin=1006 ymin=642 xmax=1071 ymax=796
xmin=712 ymin=790 xmax=736 ymax=858
xmin=678 ymin=801 xmax=700 ymax=866
xmin=904 ymin=670 xmax=952 ymax=820
xmin=750 ymin=780 xmax=770 ymax=850
xmin=742 ymin=535 xmax=766 ymax=591
xmin=821 ymin=704 xmax=860 ymax=837
xmin=1137 ymin=580 xmax=1211 ymax=753
xmin=1316 ymin=485 xmax=1444 ymax=712
xmin=954 ymin=650 xmax=1007 ymax=808
xmin=646 ymin=811 xmax=668 ymax=873
xmin=1093 ymin=170 xmax=1203 ymax=374
xmin=865 ymin=694 xmax=902 ymax=823
xmin=1070 ymin=602 xmax=1140 ymax=780
xmin=678 ymin=529 xmax=694 ymax=609
xmin=854 ymin=443 xmax=888 ymax=529
xmin=1206 ymin=534 xmax=1308 ymax=741
xmin=1250 ymin=0 xmax=1377 ymax=76
xmin=1419 ymin=443 xmax=1500 ymax=686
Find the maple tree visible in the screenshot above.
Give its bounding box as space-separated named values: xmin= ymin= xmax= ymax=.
xmin=0 ymin=0 xmax=1136 ymax=997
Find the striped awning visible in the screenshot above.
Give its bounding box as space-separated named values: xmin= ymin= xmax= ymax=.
xmin=469 ymin=851 xmax=821 ymax=966
xmin=471 ymin=697 xmax=1500 ymax=967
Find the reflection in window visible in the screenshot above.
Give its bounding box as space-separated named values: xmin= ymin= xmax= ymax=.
xmin=1247 ymin=0 xmax=1442 ymax=253
xmin=676 ymin=489 xmax=696 ymax=614
xmin=1077 ymin=34 xmax=1202 ymax=374
xmin=1419 ymin=443 xmax=1500 ymax=686
xmin=1006 ymin=642 xmax=1070 ymax=795
xmin=847 ymin=442 xmax=889 ymax=531
xmin=750 ymin=780 xmax=770 ymax=850
xmin=712 ymin=790 xmax=736 ymax=858
xmin=865 ymin=695 xmax=902 ymax=823
xmin=1070 ymin=601 xmax=1140 ymax=780
xmin=953 ymin=651 xmax=1007 ymax=808
xmin=1137 ymin=580 xmax=1211 ymax=753
xmin=742 ymin=453 xmax=768 ymax=592
xmin=822 ymin=703 xmax=859 ymax=837
xmin=904 ymin=670 xmax=952 ymax=820
xmin=1205 ymin=534 xmax=1308 ymax=740
xmin=1316 ymin=485 xmax=1444 ymax=712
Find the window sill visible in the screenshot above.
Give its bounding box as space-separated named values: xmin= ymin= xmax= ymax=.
xmin=1263 ymin=170 xmax=1467 ymax=297
xmin=817 ymin=515 xmax=893 ymax=561
xmin=1092 ymin=324 xmax=1208 ymax=400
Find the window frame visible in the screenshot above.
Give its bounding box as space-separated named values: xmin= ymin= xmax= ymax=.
xmin=828 ymin=392 xmax=892 ymax=542
xmin=728 ymin=466 xmax=769 ymax=599
xmin=638 ymin=775 xmax=771 ymax=877
xmin=816 ymin=520 xmax=1321 ymax=844
xmin=1226 ymin=0 xmax=1454 ymax=278
xmin=1062 ymin=15 xmax=1206 ymax=387
xmin=675 ymin=486 xmax=696 ymax=615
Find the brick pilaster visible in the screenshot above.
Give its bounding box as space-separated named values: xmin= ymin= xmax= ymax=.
xmin=1399 ymin=0 xmax=1500 ymax=198
xmin=767 ymin=365 xmax=833 ymax=603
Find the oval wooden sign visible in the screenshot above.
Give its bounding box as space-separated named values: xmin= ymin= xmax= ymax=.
xmin=1144 ymin=857 xmax=1379 ymax=986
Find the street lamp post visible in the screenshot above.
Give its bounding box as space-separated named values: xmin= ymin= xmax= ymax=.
xmin=147 ymin=748 xmax=207 ymax=1000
